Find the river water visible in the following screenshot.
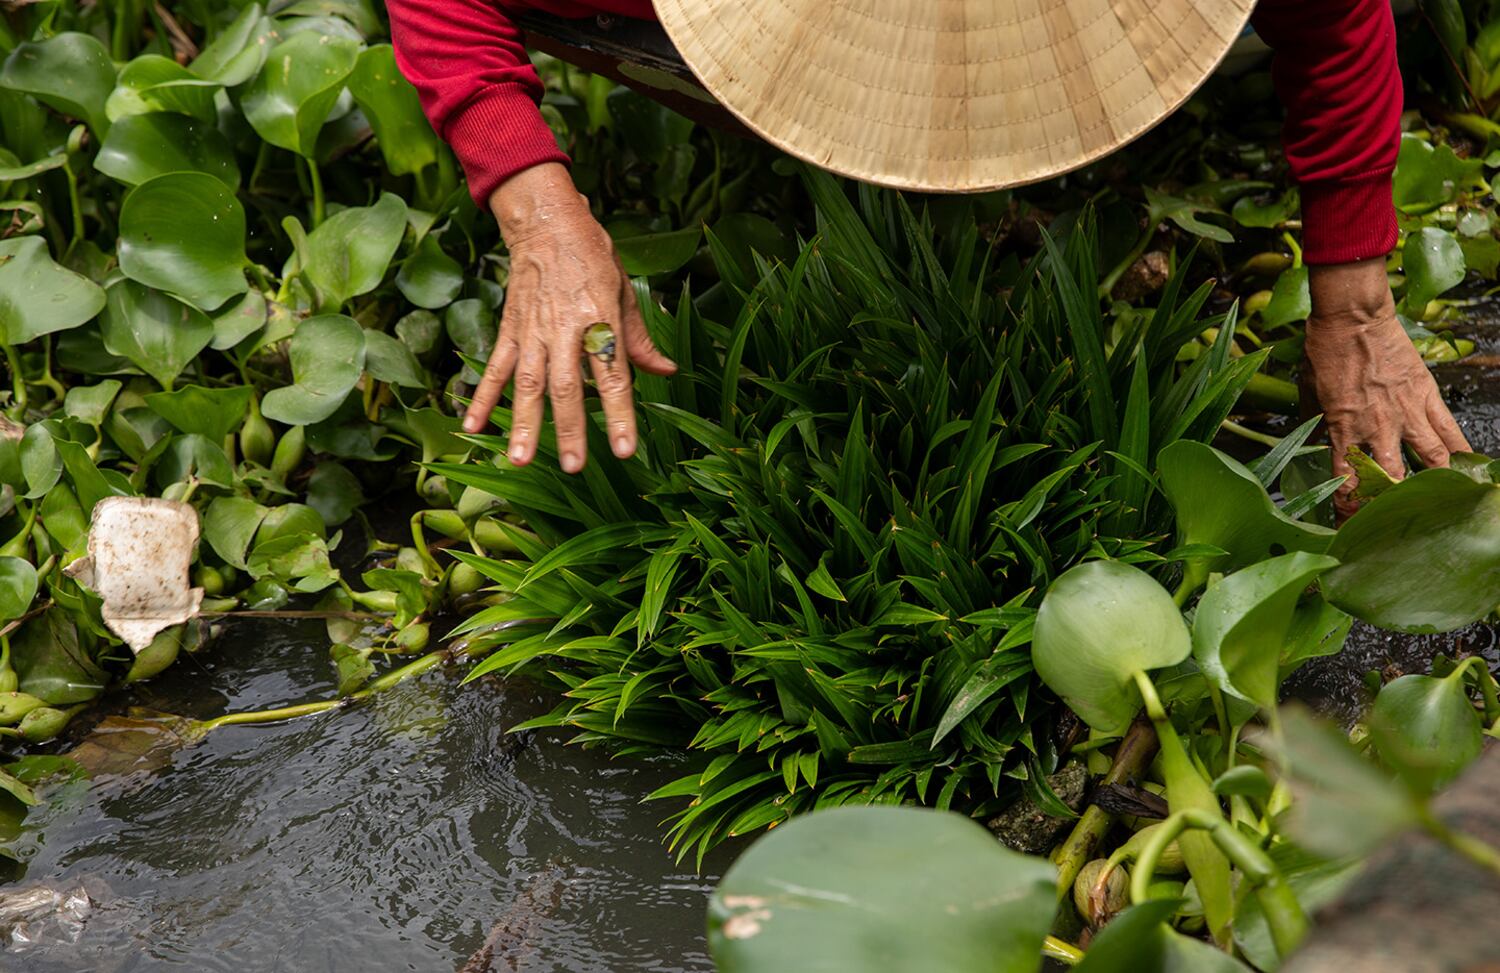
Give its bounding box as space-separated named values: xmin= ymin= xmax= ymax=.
xmin=4 ymin=620 xmax=722 ymax=973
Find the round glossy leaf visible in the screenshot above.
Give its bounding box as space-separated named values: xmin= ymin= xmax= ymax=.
xmin=189 ymin=4 xmax=275 ymax=86
xmin=241 ymin=30 xmax=360 ymax=156
xmin=346 ymin=44 xmax=441 ymax=176
xmin=0 ymin=556 xmax=38 ymax=622
xmin=261 ymin=314 xmax=367 ymax=425
xmin=610 ymin=225 xmax=702 ymax=276
xmin=1191 ymin=552 xmax=1339 ymax=710
xmin=302 ymin=192 xmax=408 ymax=308
xmin=95 ymin=113 xmax=240 ymax=188
xmin=363 ymin=330 xmax=427 ymax=388
xmin=118 ymin=172 xmax=248 ymax=311
xmin=1257 ymin=265 xmax=1310 ymax=330
xmin=62 ymin=380 xmax=122 ymax=427
xmin=144 ymin=385 xmax=254 ymax=443
xmin=104 ymin=55 xmax=219 ymax=123
xmin=11 ymin=608 xmax=108 ymax=705
xmin=0 ymin=236 xmax=106 ymax=345
xmin=1403 ymin=226 xmax=1466 ymax=309
xmin=709 ymin=806 xmax=1056 ymax=973
xmin=1323 ymin=469 xmax=1500 ymax=632
xmin=203 ymin=496 xmax=269 ymax=570
xmin=1370 ymin=672 xmax=1484 ymax=794
xmin=395 ymin=234 xmax=463 ymax=309
xmin=1032 ymin=560 xmax=1191 ymax=735
xmin=0 ymin=33 xmax=116 ymax=136
xmin=1159 ymin=441 xmax=1334 ymax=592
xmin=211 ymin=289 xmax=268 ymax=350
xmin=99 ymin=281 xmax=215 ymax=390
xmin=256 ymin=503 xmax=328 ymax=544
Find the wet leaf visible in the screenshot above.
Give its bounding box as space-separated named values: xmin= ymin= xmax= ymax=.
xmin=1272 ymin=708 xmax=1419 ymax=859
xmin=144 ymin=385 xmax=254 ymax=443
xmin=709 ymin=806 xmax=1055 ymax=973
xmin=95 ymin=112 xmax=240 ymax=188
xmin=1032 ymin=560 xmax=1190 ymax=735
xmin=346 ymin=44 xmax=441 ymax=176
xmin=0 ymin=557 xmax=37 ymax=622
xmin=117 ymin=172 xmax=249 ymax=311
xmin=395 ymin=234 xmax=463 ymax=309
xmin=302 ymin=192 xmax=408 ymax=308
xmin=261 ymin=314 xmax=367 ymax=425
xmin=0 ymin=33 xmax=115 ymax=136
xmin=203 ymin=496 xmax=269 ymax=570
xmin=10 ymin=607 xmax=107 ymax=705
xmin=611 ymin=225 xmax=702 ymax=276
xmin=1192 ymin=552 xmax=1339 ymax=709
xmin=1323 ymin=469 xmax=1500 ymax=632
xmin=1159 ymin=442 xmax=1334 ymax=592
xmin=332 ymin=642 xmax=375 ymax=695
xmin=105 ymin=55 xmax=219 ymax=123
xmin=99 ymin=280 xmax=215 ymax=390
xmin=1369 ymin=671 xmax=1484 ymax=794
xmin=306 ymin=462 xmax=363 ymax=526
xmin=241 ymin=30 xmax=360 ymax=156
xmin=1402 ymin=226 xmax=1465 ymax=309
xmin=0 ymin=236 xmax=107 ymax=345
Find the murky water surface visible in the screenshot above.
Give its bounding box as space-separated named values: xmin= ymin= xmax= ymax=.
xmin=5 ymin=620 xmax=720 ymax=973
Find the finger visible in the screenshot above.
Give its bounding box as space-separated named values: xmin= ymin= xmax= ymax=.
xmin=549 ymin=335 xmax=588 ymax=474
xmin=463 ymin=337 xmax=518 ymax=434
xmin=1329 ymin=434 xmax=1359 ymax=523
xmin=1373 ymin=435 xmax=1406 ymax=483
xmin=1427 ymin=395 xmax=1472 ymax=457
xmin=618 ymin=263 xmax=676 ymax=376
xmin=1406 ymin=424 xmax=1450 ymax=472
xmin=508 ymin=342 xmax=548 ymax=467
xmin=587 ymin=336 xmax=638 ymax=459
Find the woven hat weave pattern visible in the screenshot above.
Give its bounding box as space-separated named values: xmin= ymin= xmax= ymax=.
xmin=652 ymin=0 xmax=1257 ymax=192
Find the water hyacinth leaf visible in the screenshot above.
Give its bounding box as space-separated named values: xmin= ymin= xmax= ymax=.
xmin=1402 ymin=227 xmax=1466 ymax=309
xmin=0 ymin=557 xmax=37 ymax=622
xmin=20 ymin=423 xmax=60 ymax=499
xmin=211 ymin=290 xmax=268 ymax=350
xmin=117 ymin=172 xmax=249 ymax=311
xmin=63 ymin=380 xmax=122 ymax=427
xmin=1257 ymin=266 xmax=1310 ymax=329
xmin=99 ymin=281 xmax=215 ymax=390
xmin=306 ymin=462 xmax=364 ymax=527
xmin=0 ymin=33 xmax=115 ymax=136
xmin=155 ymin=434 xmax=236 ymax=491
xmin=189 ymin=3 xmax=273 ymax=86
xmin=302 ymin=193 xmax=409 ymax=308
xmin=395 ymin=234 xmax=463 ymax=309
xmin=255 ymin=503 xmax=327 ymax=545
xmin=95 ymin=113 xmax=240 ymax=188
xmin=611 ymin=225 xmax=702 ymax=276
xmin=445 ymin=299 xmax=496 ymax=383
xmin=709 ymin=806 xmax=1055 ymax=973
xmin=105 ymin=55 xmax=219 ymax=123
xmin=10 ymin=608 xmax=107 ymax=705
xmin=1393 ymin=135 xmax=1484 ymax=215
xmin=1272 ymin=707 xmax=1419 ymax=859
xmin=363 ymin=330 xmax=427 ymax=388
xmin=1192 ymin=552 xmax=1339 ymax=709
xmin=1369 ymin=672 xmax=1484 ymax=795
xmin=1032 ymin=560 xmax=1191 ymax=735
xmin=261 ymin=315 xmax=367 ymax=425
xmin=1159 ymin=441 xmax=1334 ymax=592
xmin=0 ymin=236 xmax=107 ymax=344
xmin=1323 ymin=469 xmax=1500 ymax=632
xmin=248 ymin=533 xmax=339 ymax=593
xmin=1073 ymin=899 xmax=1252 ymax=973
xmin=241 ymin=30 xmax=360 ymax=156
xmin=332 ymin=643 xmax=375 ymax=696
xmin=203 ymin=496 xmax=269 ymax=570
xmin=346 ymin=44 xmax=442 ymax=176
xmin=1231 ymin=188 xmax=1298 ymax=229
xmin=144 ymin=385 xmax=254 ymax=443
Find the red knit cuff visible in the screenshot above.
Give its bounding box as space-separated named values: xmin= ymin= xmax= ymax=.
xmin=1298 ymin=171 xmax=1398 ymax=265
xmin=444 ymin=83 xmax=570 ymax=209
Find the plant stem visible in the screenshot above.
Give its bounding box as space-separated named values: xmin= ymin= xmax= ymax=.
xmin=1219 ymin=419 xmax=1282 ymax=449
xmin=1050 ymin=717 xmax=1160 ymax=899
xmin=3 ymin=344 xmax=27 ymax=415
xmin=1419 ymin=807 xmax=1500 ymax=881
xmin=1450 ymin=656 xmax=1500 ymax=723
xmin=305 ymin=156 xmax=326 ymax=227
xmin=1041 ymin=936 xmax=1084 ymax=966
xmin=196 ymin=650 xmax=445 ymax=732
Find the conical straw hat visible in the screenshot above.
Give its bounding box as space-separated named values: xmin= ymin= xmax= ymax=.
xmin=653 ymin=0 xmax=1256 ymax=192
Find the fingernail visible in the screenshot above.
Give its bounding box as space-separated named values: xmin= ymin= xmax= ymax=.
xmin=463 ymin=417 xmax=481 ymax=434
xmin=561 ymin=451 xmax=582 ymax=473
xmin=508 ymin=445 xmax=526 ymax=465
xmin=613 ymin=436 xmax=633 ymax=458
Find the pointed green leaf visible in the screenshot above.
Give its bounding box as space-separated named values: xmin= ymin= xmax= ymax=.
xmin=260 ymin=314 xmax=367 ymax=425
xmin=99 ymin=281 xmax=215 ymax=390
xmin=241 ymin=30 xmax=360 ymax=156
xmin=346 ymin=44 xmax=441 ymax=176
xmin=0 ymin=236 xmax=106 ymax=344
xmin=302 ymin=192 xmax=408 ymax=308
xmin=0 ymin=33 xmax=115 ymax=136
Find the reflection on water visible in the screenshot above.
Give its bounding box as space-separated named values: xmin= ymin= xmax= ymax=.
xmin=5 ymin=620 xmax=722 ymax=973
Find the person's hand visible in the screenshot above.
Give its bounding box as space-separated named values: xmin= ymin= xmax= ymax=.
xmin=1302 ymin=257 xmax=1470 ymax=520
xmin=464 ymin=163 xmax=677 ymax=472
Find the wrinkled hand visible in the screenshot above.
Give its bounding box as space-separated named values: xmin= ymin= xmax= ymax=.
xmin=464 ymin=163 xmax=676 ymax=472
xmin=1303 ymin=258 xmax=1469 ymax=520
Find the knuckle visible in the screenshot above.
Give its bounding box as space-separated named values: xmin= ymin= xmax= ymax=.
xmin=513 ymin=370 xmax=545 ymax=397
xmin=550 ymin=375 xmax=581 ymax=400
xmin=596 ymin=370 xmax=631 ymax=397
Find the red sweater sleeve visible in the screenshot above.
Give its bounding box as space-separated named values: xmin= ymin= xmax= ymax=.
xmin=1250 ymin=0 xmax=1401 ymax=265
xmin=386 ymin=0 xmax=569 ymax=207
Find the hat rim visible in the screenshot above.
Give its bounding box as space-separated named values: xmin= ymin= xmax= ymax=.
xmin=654 ymin=2 xmax=1256 ymax=193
